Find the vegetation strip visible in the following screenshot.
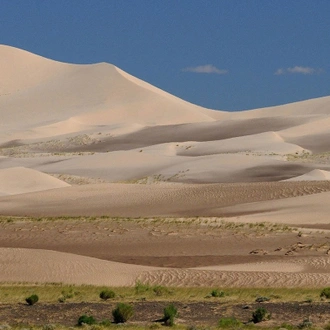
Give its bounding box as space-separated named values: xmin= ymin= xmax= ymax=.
xmin=0 ymin=285 xmax=330 ymax=328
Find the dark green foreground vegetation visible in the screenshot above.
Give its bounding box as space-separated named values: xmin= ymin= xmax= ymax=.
xmin=1 ymin=284 xmax=330 ymax=329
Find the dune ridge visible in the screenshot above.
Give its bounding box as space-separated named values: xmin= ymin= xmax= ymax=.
xmin=0 ymin=167 xmax=70 ymax=196
xmin=0 ymin=247 xmax=158 ymax=286
xmin=1 ymin=45 xmax=330 ymax=287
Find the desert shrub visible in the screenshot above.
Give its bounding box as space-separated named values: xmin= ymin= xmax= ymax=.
xmin=279 ymin=323 xmax=295 ymax=330
xmin=163 ymin=304 xmax=178 ymax=326
xmin=255 ymin=296 xmax=270 ymax=302
xmin=252 ymin=307 xmax=270 ymax=323
xmin=112 ymin=303 xmax=134 ymax=323
xmin=298 ymin=319 xmax=313 ymax=329
xmin=153 ymin=285 xmax=171 ymax=296
xmin=135 ymin=281 xmax=151 ymax=294
xmin=211 ymin=289 xmax=225 ymax=298
xmin=99 ymin=319 xmax=112 ymax=326
xmin=58 ymin=288 xmax=78 ymax=303
xmin=320 ymin=287 xmax=330 ymax=299
xmin=43 ymin=324 xmax=56 ymax=330
xmin=25 ymin=294 xmax=39 ymax=305
xmin=324 ymin=322 xmax=330 ymax=330
xmin=100 ymin=289 xmax=115 ymax=300
xmin=58 ymin=296 xmax=66 ymax=303
xmin=77 ymin=315 xmax=96 ymax=326
xmin=218 ymin=317 xmax=241 ymax=328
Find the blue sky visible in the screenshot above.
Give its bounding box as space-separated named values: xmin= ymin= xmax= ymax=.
xmin=1 ymin=0 xmax=330 ymax=111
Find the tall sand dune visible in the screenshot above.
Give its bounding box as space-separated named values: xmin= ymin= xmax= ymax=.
xmin=0 ymin=45 xmax=220 ymax=142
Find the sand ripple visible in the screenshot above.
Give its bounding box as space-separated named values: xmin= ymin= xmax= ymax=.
xmin=138 ymin=268 xmax=330 ymax=288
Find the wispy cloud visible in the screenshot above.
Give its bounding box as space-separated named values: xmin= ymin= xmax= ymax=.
xmin=275 ymin=66 xmax=322 ymax=75
xmin=182 ymin=64 xmax=228 ymax=75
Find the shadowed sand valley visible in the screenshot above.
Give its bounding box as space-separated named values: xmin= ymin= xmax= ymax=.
xmin=1 ymin=45 xmax=330 ymax=288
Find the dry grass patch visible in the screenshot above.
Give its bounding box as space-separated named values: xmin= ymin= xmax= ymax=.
xmin=0 ymin=285 xmax=324 ymax=304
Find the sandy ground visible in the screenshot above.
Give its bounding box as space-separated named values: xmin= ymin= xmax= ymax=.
xmin=1 ymin=45 xmax=330 ymax=288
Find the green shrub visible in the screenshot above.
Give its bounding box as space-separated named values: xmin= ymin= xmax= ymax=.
xmin=163 ymin=304 xmax=178 ymax=326
xmin=77 ymin=315 xmax=96 ymax=326
xmin=153 ymin=285 xmax=171 ymax=296
xmin=298 ymin=319 xmax=313 ymax=329
xmin=252 ymin=307 xmax=270 ymax=323
xmin=100 ymin=289 xmax=115 ymax=300
xmin=218 ymin=317 xmax=241 ymax=328
xmin=58 ymin=288 xmax=78 ymax=303
xmin=112 ymin=303 xmax=134 ymax=323
xmin=135 ymin=281 xmax=151 ymax=294
xmin=255 ymin=296 xmax=270 ymax=302
xmin=324 ymin=322 xmax=330 ymax=330
xmin=320 ymin=287 xmax=330 ymax=299
xmin=25 ymin=294 xmax=39 ymax=305
xmin=99 ymin=319 xmax=112 ymax=326
xmin=211 ymin=289 xmax=225 ymax=298
xmin=58 ymin=296 xmax=66 ymax=303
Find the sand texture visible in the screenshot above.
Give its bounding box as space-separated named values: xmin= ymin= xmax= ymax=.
xmin=1 ymin=45 xmax=330 ymax=287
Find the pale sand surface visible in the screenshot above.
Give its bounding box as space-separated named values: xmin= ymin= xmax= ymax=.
xmin=1 ymin=218 xmax=330 ymax=287
xmin=0 ymin=247 xmax=158 ymax=286
xmin=284 ymin=169 xmax=330 ymax=181
xmin=1 ymin=181 xmax=330 ymax=218
xmin=0 ymin=167 xmax=70 ymax=196
xmin=1 ymin=45 xmax=330 ymax=287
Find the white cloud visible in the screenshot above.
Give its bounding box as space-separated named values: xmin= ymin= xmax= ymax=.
xmin=274 ymin=68 xmax=285 ymax=75
xmin=275 ymin=66 xmax=321 ymax=75
xmin=182 ymin=64 xmax=228 ymax=75
xmin=288 ymin=66 xmax=316 ymax=74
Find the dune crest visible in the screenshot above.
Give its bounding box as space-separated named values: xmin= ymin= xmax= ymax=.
xmin=0 ymin=167 xmax=70 ymax=196
xmin=285 ymin=169 xmax=330 ymax=181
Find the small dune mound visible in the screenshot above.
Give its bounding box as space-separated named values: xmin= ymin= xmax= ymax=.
xmin=285 ymin=169 xmax=330 ymax=181
xmin=0 ymin=247 xmax=157 ymax=286
xmin=0 ymin=167 xmax=70 ymax=195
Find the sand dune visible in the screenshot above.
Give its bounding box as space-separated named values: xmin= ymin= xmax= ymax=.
xmin=1 ymin=45 xmax=330 ymax=287
xmin=0 ymin=45 xmax=217 ymax=142
xmin=236 ymin=96 xmax=330 ymax=117
xmin=0 ymin=167 xmax=69 ymax=196
xmin=1 ymin=45 xmax=330 ymax=186
xmin=219 ymin=189 xmax=330 ymax=225
xmin=0 ymin=247 xmax=158 ymax=286
xmin=1 ymin=181 xmax=330 ymax=217
xmin=285 ymin=169 xmax=330 ymax=181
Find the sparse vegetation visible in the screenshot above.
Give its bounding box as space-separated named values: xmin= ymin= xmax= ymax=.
xmin=58 ymin=287 xmax=78 ymax=303
xmin=0 ymin=284 xmax=324 ymax=304
xmin=77 ymin=315 xmax=96 ymax=326
xmin=252 ymin=307 xmax=270 ymax=323
xmin=112 ymin=303 xmax=134 ymax=323
xmin=0 ymin=285 xmax=328 ymax=328
xmin=135 ymin=281 xmax=152 ymax=294
xmin=298 ymin=318 xmax=313 ymax=329
xmin=255 ymin=296 xmax=270 ymax=302
xmin=218 ymin=317 xmax=242 ymax=328
xmin=25 ymin=294 xmax=39 ymax=305
xmin=99 ymin=289 xmax=115 ymax=300
xmin=163 ymin=304 xmax=178 ymax=326
xmin=320 ymin=287 xmax=330 ymax=299
xmin=153 ymin=285 xmax=171 ymax=296
xmin=211 ymin=289 xmax=225 ymax=297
